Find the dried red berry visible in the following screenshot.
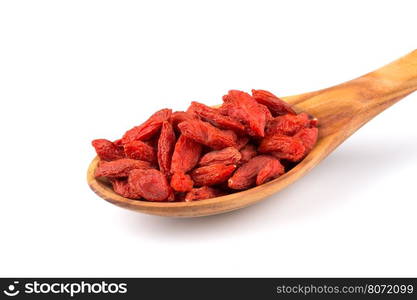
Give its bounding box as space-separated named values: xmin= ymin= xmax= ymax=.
xmin=92 ymin=139 xmax=125 ymax=161
xmin=111 ymin=179 xmax=142 ymax=199
xmin=170 ymin=111 xmax=199 ymax=128
xmin=178 ymin=119 xmax=237 ymax=150
xmin=128 ymin=168 xmax=170 ymax=201
xmin=228 ymin=155 xmax=281 ymax=190
xmin=124 ymin=140 xmax=156 ymax=163
xmin=239 ymin=144 xmax=257 ymax=164
xmin=170 ymin=172 xmax=194 ymax=192
xmin=251 ymin=89 xmax=296 ymax=116
xmin=256 ymin=159 xmax=285 ymax=185
xmin=185 ymin=186 xmax=222 ymax=202
xmin=122 ymin=108 xmax=172 ymax=144
xmin=95 ymin=158 xmax=151 ymax=178
xmin=259 ymin=134 xmax=306 ymax=162
xmin=187 ymin=101 xmax=245 ymax=134
xmin=171 ymin=135 xmax=202 ymax=173
xmin=265 ymin=113 xmax=311 ymax=136
xmin=221 ymin=90 xmax=267 ymax=137
xmin=293 ymin=127 xmax=318 ymax=155
xmin=157 ymin=121 xmax=176 ymax=175
xmin=199 ymin=147 xmax=241 ymax=166
xmin=191 ymin=163 xmax=236 ymax=186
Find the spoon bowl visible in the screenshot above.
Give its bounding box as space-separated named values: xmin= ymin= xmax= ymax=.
xmin=87 ymin=50 xmax=417 ymax=217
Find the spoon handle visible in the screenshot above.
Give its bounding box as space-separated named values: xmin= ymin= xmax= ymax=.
xmin=358 ymin=49 xmax=417 ymax=112
xmin=289 ymin=50 xmax=417 ymax=138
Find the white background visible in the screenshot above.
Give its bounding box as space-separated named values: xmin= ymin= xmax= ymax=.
xmin=1 ymin=0 xmax=416 ymax=277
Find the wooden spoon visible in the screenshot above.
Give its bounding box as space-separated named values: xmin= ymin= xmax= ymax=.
xmin=87 ymin=50 xmax=417 ymax=217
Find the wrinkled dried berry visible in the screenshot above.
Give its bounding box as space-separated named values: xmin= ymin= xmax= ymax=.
xmin=199 ymin=147 xmax=241 ymax=166
xmin=157 ymin=121 xmax=176 ymax=175
xmin=294 ymin=127 xmax=318 ymax=154
xmin=258 ymin=134 xmax=306 ymax=162
xmin=187 ymin=102 xmax=245 ymax=134
xmin=124 ymin=140 xmax=156 ymax=163
xmin=252 ymin=89 xmax=296 ymax=116
xmin=221 ymin=90 xmax=267 ymax=137
xmin=171 ymin=135 xmax=202 ymax=173
xmin=95 ymin=158 xmax=151 ymax=178
xmin=256 ymin=159 xmax=285 ymax=185
xmin=170 ymin=111 xmax=199 ymax=128
xmin=111 ymin=178 xmax=142 ymax=199
xmin=185 ymin=186 xmax=223 ymax=202
xmin=170 ymin=172 xmax=194 ymax=192
xmin=122 ymin=109 xmax=172 ymax=144
xmin=235 ymin=136 xmax=250 ymax=150
xmin=128 ymin=168 xmax=171 ymax=201
xmin=228 ymin=155 xmax=281 ymax=190
xmin=239 ymin=144 xmax=257 ymax=164
xmin=266 ymin=113 xmax=311 ymax=136
xmin=191 ymin=164 xmax=237 ymax=186
xmin=178 ymin=119 xmax=237 ymax=150
xmin=92 ymin=139 xmax=125 ymax=161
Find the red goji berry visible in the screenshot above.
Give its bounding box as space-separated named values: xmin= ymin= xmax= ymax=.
xmin=199 ymin=147 xmax=241 ymax=166
xmin=170 ymin=172 xmax=194 ymax=192
xmin=191 ymin=163 xmax=237 ymax=186
xmin=124 ymin=140 xmax=156 ymax=163
xmin=128 ymin=168 xmax=171 ymax=201
xmin=157 ymin=121 xmax=176 ymax=175
xmin=256 ymin=159 xmax=285 ymax=185
xmin=178 ymin=119 xmax=237 ymax=150
xmin=239 ymin=144 xmax=257 ymax=164
xmin=251 ymin=89 xmax=296 ymax=116
xmin=92 ymin=139 xmax=125 ymax=161
xmin=265 ymin=113 xmax=311 ymax=136
xmin=122 ymin=108 xmax=172 ymax=144
xmin=111 ymin=178 xmax=142 ymax=199
xmin=95 ymin=158 xmax=151 ymax=178
xmin=221 ymin=90 xmax=267 ymax=137
xmin=171 ymin=135 xmax=202 ymax=173
xmin=228 ymin=155 xmax=281 ymax=190
xmin=185 ymin=186 xmax=223 ymax=202
xmin=259 ymin=134 xmax=306 ymax=162
xmin=187 ymin=101 xmax=245 ymax=134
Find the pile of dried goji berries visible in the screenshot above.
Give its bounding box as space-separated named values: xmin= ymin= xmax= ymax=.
xmin=92 ymin=90 xmax=318 ymax=202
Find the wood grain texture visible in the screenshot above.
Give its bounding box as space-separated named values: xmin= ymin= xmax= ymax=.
xmin=87 ymin=50 xmax=417 ymax=217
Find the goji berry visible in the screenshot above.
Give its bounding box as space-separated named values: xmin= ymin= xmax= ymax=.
xmin=185 ymin=186 xmax=223 ymax=202
xmin=259 ymin=134 xmax=306 ymax=162
xmin=171 ymin=135 xmax=202 ymax=173
xmin=111 ymin=178 xmax=142 ymax=199
xmin=170 ymin=111 xmax=199 ymax=128
xmin=187 ymin=101 xmax=246 ymax=134
xmin=124 ymin=140 xmax=156 ymax=163
xmin=251 ymin=89 xmax=296 ymax=116
xmin=170 ymin=172 xmax=194 ymax=192
xmin=92 ymin=139 xmax=125 ymax=161
xmin=157 ymin=121 xmax=176 ymax=175
xmin=293 ymin=127 xmax=318 ymax=156
xmin=221 ymin=90 xmax=267 ymax=137
xmin=128 ymin=168 xmax=171 ymax=201
xmin=199 ymin=147 xmax=241 ymax=166
xmin=122 ymin=108 xmax=172 ymax=144
xmin=228 ymin=155 xmax=281 ymax=190
xmin=95 ymin=158 xmax=151 ymax=178
xmin=191 ymin=163 xmax=236 ymax=186
xmin=265 ymin=113 xmax=311 ymax=136
xmin=256 ymin=159 xmax=285 ymax=185
xmin=239 ymin=144 xmax=257 ymax=164
xmin=178 ymin=119 xmax=237 ymax=150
